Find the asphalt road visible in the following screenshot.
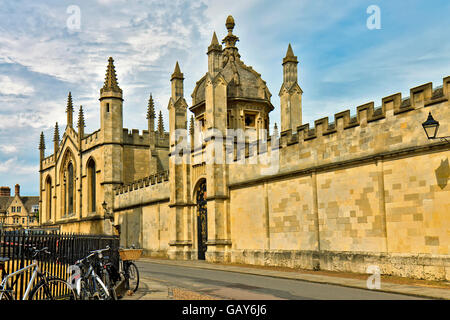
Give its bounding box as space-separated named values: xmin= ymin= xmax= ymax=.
xmin=134 ymin=261 xmax=426 ymax=300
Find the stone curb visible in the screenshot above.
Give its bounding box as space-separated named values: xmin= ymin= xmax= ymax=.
xmin=138 ymin=258 xmax=450 ymax=300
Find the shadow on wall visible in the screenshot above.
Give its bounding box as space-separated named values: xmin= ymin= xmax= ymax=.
xmin=435 ymin=158 xmax=449 ymax=190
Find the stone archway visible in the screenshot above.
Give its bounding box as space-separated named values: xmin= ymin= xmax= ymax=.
xmin=195 ymin=179 xmax=207 ymax=260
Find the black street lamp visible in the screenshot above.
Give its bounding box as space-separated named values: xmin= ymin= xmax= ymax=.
xmin=422 ymin=112 xmax=449 ymax=142
xmin=102 ymin=200 xmax=114 ymax=222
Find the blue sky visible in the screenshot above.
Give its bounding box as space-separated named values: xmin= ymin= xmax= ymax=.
xmin=0 ymin=0 xmax=449 ymax=195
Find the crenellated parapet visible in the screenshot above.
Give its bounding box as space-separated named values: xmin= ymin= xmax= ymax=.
xmin=223 ymin=77 xmax=449 ymax=184
xmin=285 ymin=77 xmax=449 ymax=144
xmin=114 ymin=170 xmax=169 ymax=195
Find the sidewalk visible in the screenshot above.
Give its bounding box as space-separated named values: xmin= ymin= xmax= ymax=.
xmin=123 ymin=258 xmax=450 ymax=300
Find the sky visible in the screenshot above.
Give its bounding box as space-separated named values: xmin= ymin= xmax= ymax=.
xmin=0 ymin=0 xmax=449 ymax=196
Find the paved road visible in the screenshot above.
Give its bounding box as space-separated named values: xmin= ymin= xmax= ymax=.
xmin=134 ymin=261 xmax=425 ymax=300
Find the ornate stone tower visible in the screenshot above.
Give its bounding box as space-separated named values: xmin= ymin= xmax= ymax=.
xmin=279 ymin=44 xmax=303 ymax=132
xmin=99 ymin=57 xmax=124 ymax=221
xmin=167 ymin=61 xmax=191 ymax=259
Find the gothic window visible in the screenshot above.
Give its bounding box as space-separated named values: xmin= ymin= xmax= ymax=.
xmin=45 ymin=176 xmax=52 ymax=221
xmin=196 ymin=179 xmax=207 ymax=260
xmin=87 ymin=159 xmax=96 ymax=213
xmin=68 ymin=162 xmax=74 ymax=215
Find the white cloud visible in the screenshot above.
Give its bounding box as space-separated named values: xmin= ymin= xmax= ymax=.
xmin=0 ymin=75 xmax=34 ymax=96
xmin=0 ymin=157 xmax=38 ymax=175
xmin=0 ymin=145 xmax=17 ymax=154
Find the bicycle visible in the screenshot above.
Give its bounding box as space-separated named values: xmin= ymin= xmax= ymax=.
xmin=0 ymin=247 xmax=77 ymax=300
xmin=103 ymin=247 xmax=140 ymax=296
xmin=72 ymin=246 xmax=116 ymax=300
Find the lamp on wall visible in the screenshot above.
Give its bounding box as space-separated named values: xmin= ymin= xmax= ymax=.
xmin=422 ymin=112 xmax=449 ymax=142
xmin=102 ymin=201 xmax=114 ymax=222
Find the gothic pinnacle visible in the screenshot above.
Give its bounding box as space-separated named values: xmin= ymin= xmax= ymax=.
xmin=39 ymin=132 xmax=45 ymax=150
xmin=66 ymin=92 xmax=73 ymax=113
xmin=171 ymin=61 xmax=184 ymax=80
xmin=77 ymin=105 xmax=85 ymax=130
xmin=66 ymin=92 xmax=74 ymax=127
xmin=211 ymin=31 xmax=219 ymax=45
xmin=283 ymin=43 xmax=298 ymax=65
xmin=101 ymin=57 xmax=122 ymax=94
xmin=208 ymin=31 xmax=222 ymax=53
xmin=158 ymin=110 xmax=164 ymax=134
xmin=147 ymin=94 xmax=156 ymax=120
xmin=53 ymin=122 xmax=60 ymax=143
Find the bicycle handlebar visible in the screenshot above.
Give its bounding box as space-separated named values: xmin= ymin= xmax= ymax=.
xmin=31 ymin=247 xmax=51 ymax=258
xmin=76 ymin=246 xmax=110 ymax=265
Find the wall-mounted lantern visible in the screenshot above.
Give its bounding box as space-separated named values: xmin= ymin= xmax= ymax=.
xmin=422 ymin=112 xmax=449 ymax=142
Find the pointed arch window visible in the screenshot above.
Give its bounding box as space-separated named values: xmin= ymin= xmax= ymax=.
xmin=87 ymin=159 xmax=96 ymax=213
xmin=45 ymin=176 xmax=52 ymax=221
xmin=67 ymin=162 xmax=74 ymax=215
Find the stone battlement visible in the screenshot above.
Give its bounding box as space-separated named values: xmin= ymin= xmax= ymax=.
xmin=114 ymin=170 xmax=169 ymax=195
xmin=281 ymin=77 xmax=449 ymax=145
xmin=123 ymin=128 xmax=149 ymax=146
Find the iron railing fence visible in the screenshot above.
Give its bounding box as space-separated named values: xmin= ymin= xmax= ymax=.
xmin=0 ymin=230 xmax=119 ymax=300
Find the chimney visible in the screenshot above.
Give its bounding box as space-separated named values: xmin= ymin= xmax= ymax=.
xmin=0 ymin=187 xmax=11 ymax=197
xmin=15 ymin=184 xmax=20 ymax=196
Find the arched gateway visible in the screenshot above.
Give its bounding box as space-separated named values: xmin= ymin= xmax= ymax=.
xmin=195 ymin=180 xmax=207 ymax=260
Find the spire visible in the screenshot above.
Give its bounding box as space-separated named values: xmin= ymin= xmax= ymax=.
xmin=66 ymin=92 xmax=73 ymax=127
xmin=283 ymin=43 xmax=298 ymax=65
xmin=101 ymin=57 xmax=122 ymax=95
xmin=146 ymin=94 xmax=156 ymax=120
xmin=171 ymin=61 xmax=184 ymax=101
xmin=208 ymin=31 xmax=222 ymax=53
xmin=39 ymin=132 xmax=45 ymax=150
xmin=77 ymin=105 xmax=85 ymax=133
xmin=211 ymin=31 xmax=219 ymax=45
xmin=53 ymin=122 xmax=60 ymax=143
xmin=157 ymin=110 xmax=164 ymax=134
xmin=171 ymin=61 xmax=184 ymax=81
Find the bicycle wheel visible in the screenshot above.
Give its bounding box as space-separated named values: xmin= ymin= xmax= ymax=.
xmin=101 ymin=270 xmax=117 ymax=300
xmin=126 ymin=262 xmax=139 ymax=293
xmin=28 ymin=277 xmax=77 ymax=300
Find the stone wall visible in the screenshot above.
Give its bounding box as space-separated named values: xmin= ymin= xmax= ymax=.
xmin=115 ymin=78 xmax=450 ymax=281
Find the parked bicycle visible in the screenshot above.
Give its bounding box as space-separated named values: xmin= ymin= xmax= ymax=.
xmin=103 ymin=246 xmax=141 ymax=296
xmin=72 ymin=246 xmax=116 ymax=300
xmin=0 ymin=247 xmax=77 ymax=300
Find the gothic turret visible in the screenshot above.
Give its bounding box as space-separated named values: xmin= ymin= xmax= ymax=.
xmin=99 ymin=57 xmax=123 ymax=143
xmin=279 ymin=43 xmax=303 ymax=132
xmin=208 ymin=32 xmax=223 ymax=78
xmin=171 ymin=61 xmax=184 ymax=102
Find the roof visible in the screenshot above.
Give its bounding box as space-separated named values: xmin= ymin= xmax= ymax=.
xmin=0 ymin=196 xmax=13 ymax=213
xmin=191 ymin=16 xmax=272 ymax=109
xmin=0 ymin=195 xmax=39 ymax=214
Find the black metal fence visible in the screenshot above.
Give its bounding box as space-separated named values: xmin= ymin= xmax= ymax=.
xmin=0 ymin=230 xmax=119 ymax=300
